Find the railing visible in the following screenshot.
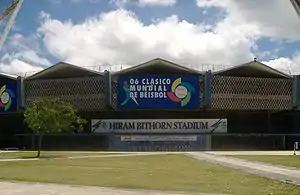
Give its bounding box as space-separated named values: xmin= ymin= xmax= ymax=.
xmin=9 ymin=133 xmax=300 ymax=151
xmin=210 ymin=134 xmax=299 ymax=150
xmin=10 ymin=63 xmax=297 ymax=78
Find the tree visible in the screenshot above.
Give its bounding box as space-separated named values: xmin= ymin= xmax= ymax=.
xmin=24 ymin=99 xmax=87 ymax=158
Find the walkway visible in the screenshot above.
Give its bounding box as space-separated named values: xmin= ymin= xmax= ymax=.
xmin=0 ymin=152 xmax=172 ymax=162
xmin=0 ymin=181 xmax=224 ymax=195
xmin=187 ymin=152 xmax=300 ymax=185
xmin=205 ymin=150 xmax=297 ymax=156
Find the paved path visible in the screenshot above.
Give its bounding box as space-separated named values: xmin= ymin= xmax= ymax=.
xmin=188 ymin=152 xmax=300 ymax=185
xmin=0 ymin=152 xmax=172 ymax=162
xmin=205 ymin=151 xmax=297 ymax=156
xmin=0 ymin=181 xmax=223 ymax=195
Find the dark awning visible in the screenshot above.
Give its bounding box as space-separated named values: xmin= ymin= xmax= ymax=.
xmin=113 ymin=58 xmax=203 ymax=76
xmin=26 ymin=62 xmax=103 ymax=80
xmin=214 ymin=61 xmax=292 ymax=79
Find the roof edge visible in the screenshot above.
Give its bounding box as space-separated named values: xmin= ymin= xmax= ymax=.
xmin=0 ymin=72 xmax=19 ymax=80
xmin=113 ymin=58 xmax=203 ymax=75
xmin=213 ymin=60 xmax=293 ymax=79
xmin=25 ymin=62 xmax=103 ymax=80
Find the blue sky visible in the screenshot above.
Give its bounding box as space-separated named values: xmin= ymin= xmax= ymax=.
xmin=0 ymin=0 xmax=300 ymax=75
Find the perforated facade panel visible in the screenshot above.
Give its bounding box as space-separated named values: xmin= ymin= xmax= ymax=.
xmin=112 ymin=81 xmax=117 ymax=109
xmin=211 ymin=76 xmax=293 ymax=110
xmin=199 ymin=75 xmax=204 ymax=107
xmin=24 ymin=75 xmax=293 ymax=111
xmin=24 ymin=76 xmax=106 ymax=111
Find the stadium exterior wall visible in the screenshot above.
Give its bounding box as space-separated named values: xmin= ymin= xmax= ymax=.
xmin=1 ymin=59 xmax=299 ymax=151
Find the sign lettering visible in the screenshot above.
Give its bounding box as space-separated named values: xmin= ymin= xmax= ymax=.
xmin=117 ymin=76 xmax=200 ymax=109
xmin=91 ymin=119 xmax=227 ymax=133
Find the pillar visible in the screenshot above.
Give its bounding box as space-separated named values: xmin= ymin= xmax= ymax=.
xmin=292 ymin=75 xmax=300 ymax=107
xmin=17 ymin=76 xmax=24 ymax=110
xmin=204 ymin=70 xmax=212 ymax=109
xmin=104 ymin=70 xmax=112 ymax=109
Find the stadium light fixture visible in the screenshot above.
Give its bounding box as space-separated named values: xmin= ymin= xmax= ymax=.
xmin=290 ymin=0 xmax=300 ymax=18
xmin=0 ymin=0 xmax=24 ymax=53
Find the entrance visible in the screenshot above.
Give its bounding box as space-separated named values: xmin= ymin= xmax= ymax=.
xmin=127 ymin=141 xmax=193 ymax=151
xmin=111 ymin=134 xmax=209 ymax=151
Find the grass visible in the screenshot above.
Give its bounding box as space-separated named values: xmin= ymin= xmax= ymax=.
xmin=233 ymin=155 xmax=300 ymax=168
xmin=0 ymin=151 xmax=118 ymax=159
xmin=0 ymin=154 xmax=299 ymax=195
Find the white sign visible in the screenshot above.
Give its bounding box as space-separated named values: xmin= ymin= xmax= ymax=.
xmin=121 ymin=135 xmax=198 ymax=141
xmin=91 ymin=119 xmax=227 ymax=133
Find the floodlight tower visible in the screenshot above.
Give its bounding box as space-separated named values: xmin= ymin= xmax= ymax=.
xmin=290 ymin=0 xmax=300 ymax=18
xmin=0 ymin=0 xmax=24 ymax=52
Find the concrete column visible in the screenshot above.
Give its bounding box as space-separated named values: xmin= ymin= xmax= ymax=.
xmin=17 ymin=76 xmax=24 ymax=110
xmin=204 ymin=70 xmax=212 ymax=109
xmin=291 ymin=111 xmax=300 ymax=133
xmin=104 ymin=70 xmax=112 ymax=109
xmin=267 ymin=111 xmax=272 ymax=133
xmin=291 ymin=75 xmax=300 ymax=137
xmin=205 ymin=135 xmax=212 ymax=151
xmin=292 ymin=75 xmax=300 ymax=107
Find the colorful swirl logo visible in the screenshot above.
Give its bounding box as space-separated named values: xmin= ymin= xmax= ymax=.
xmin=167 ymin=78 xmax=195 ymax=107
xmin=0 ymin=85 xmax=15 ymax=111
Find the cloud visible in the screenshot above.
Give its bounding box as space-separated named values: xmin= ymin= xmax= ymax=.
xmin=70 ymin=0 xmax=82 ymax=3
xmin=47 ymin=0 xmax=62 ymax=4
xmin=14 ymin=50 xmax=51 ymax=67
xmin=195 ymin=0 xmax=300 ymax=73
xmin=138 ymin=0 xmax=177 ymax=7
xmin=3 ymin=1 xmax=300 ymax=75
xmin=0 ymin=57 xmax=43 ymax=76
xmin=263 ymin=53 xmax=300 ymax=75
xmin=197 ymin=0 xmax=300 ymax=41
xmin=46 ymin=0 xmax=100 ymax=4
xmin=0 ymin=34 xmax=50 ymax=75
xmin=109 ymin=0 xmax=130 ymax=8
xmin=37 ymin=8 xmax=259 ymax=72
xmin=109 ymin=0 xmax=177 ymax=7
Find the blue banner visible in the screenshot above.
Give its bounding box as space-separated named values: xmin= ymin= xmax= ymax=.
xmin=117 ymin=75 xmax=200 ymax=109
xmin=0 ymin=82 xmax=18 ymax=113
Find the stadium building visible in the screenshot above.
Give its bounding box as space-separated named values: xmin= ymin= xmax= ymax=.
xmin=0 ymin=58 xmax=299 ymax=151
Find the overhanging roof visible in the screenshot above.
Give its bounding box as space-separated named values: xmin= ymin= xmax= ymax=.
xmin=26 ymin=62 xmax=103 ymax=80
xmin=0 ymin=72 xmax=18 ymax=80
xmin=113 ymin=58 xmax=203 ymax=75
xmin=213 ymin=61 xmax=292 ymax=79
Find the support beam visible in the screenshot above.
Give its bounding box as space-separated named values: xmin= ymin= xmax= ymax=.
xmin=104 ymin=70 xmax=112 ymax=109
xmin=204 ymin=70 xmax=212 ymax=109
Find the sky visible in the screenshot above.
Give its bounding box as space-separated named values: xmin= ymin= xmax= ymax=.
xmin=0 ymin=0 xmax=300 ymax=76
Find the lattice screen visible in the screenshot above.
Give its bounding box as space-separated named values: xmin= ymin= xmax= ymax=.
xmin=199 ymin=75 xmax=204 ymax=107
xmin=24 ymin=75 xmax=292 ymax=111
xmin=24 ymin=76 xmax=106 ymax=111
xmin=211 ymin=76 xmax=293 ymax=110
xmin=111 ymin=81 xmax=118 ymax=109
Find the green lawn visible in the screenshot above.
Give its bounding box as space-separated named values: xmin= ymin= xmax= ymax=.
xmin=0 ymin=151 xmax=118 ymax=159
xmin=0 ymin=154 xmax=299 ymax=195
xmin=233 ymin=155 xmax=300 ymax=168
